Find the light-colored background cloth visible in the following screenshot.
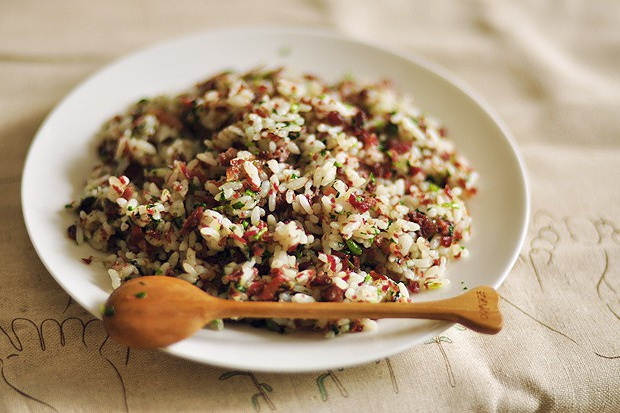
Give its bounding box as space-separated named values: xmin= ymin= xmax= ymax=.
xmin=1 ymin=0 xmax=619 ymax=411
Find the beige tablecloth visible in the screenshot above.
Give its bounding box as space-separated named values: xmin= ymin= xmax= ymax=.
xmin=1 ymin=1 xmax=619 ymax=411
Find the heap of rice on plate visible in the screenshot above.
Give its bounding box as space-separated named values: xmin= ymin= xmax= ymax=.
xmin=67 ymin=68 xmax=478 ymax=336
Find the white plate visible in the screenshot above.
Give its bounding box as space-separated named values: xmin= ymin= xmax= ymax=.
xmin=22 ymin=28 xmax=529 ymax=373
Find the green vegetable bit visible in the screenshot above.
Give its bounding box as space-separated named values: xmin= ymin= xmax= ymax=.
xmin=346 ymin=239 xmax=363 ymax=256
xmin=173 ymin=216 xmax=184 ymax=228
xmin=103 ymin=305 xmax=115 ymax=317
xmin=386 ymin=122 xmax=399 ymax=136
xmin=428 ymin=183 xmax=440 ymax=192
xmin=208 ymin=319 xmax=224 ymax=331
xmin=232 ymin=201 xmax=245 ymax=209
xmin=253 ymin=227 xmax=268 ymax=241
xmin=135 ymin=292 xmax=147 ymax=299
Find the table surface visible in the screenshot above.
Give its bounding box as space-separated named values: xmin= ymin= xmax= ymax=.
xmin=1 ymin=1 xmax=619 ymax=411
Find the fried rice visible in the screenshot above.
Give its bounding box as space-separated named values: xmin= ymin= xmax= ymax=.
xmin=66 ymin=68 xmax=478 ymax=335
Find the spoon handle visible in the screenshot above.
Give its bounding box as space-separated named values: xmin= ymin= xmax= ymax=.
xmin=216 ymin=286 xmax=502 ymax=334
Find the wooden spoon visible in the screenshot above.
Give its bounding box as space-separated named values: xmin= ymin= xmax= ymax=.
xmin=103 ymin=276 xmax=502 ymax=348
